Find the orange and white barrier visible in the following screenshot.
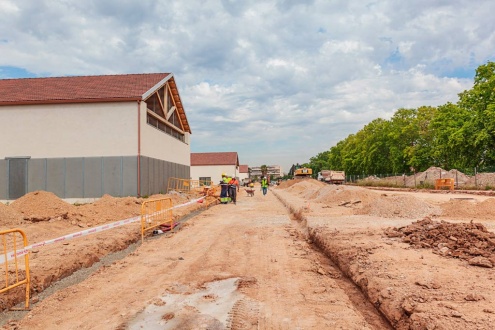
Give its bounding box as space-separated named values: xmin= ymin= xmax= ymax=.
xmin=1 ymin=196 xmax=206 ymax=265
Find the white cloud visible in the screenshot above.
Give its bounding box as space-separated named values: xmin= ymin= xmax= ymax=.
xmin=1 ymin=0 xmax=494 ymax=171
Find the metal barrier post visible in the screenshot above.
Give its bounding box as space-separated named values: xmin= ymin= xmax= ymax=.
xmin=141 ymin=198 xmax=174 ymax=242
xmin=0 ymin=229 xmax=30 ymax=310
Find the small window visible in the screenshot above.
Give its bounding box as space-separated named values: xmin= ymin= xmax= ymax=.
xmin=199 ymin=177 xmax=211 ymax=186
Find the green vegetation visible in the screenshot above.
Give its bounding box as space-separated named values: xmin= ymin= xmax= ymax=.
xmin=306 ymin=62 xmax=495 ymax=176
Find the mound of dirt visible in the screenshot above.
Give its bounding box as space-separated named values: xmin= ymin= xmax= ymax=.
xmin=359 ymin=194 xmax=441 ymax=219
xmin=76 ymin=195 xmax=142 ymax=225
xmin=276 ymin=180 xmax=300 ymax=189
xmin=282 ymin=180 xmax=324 ymax=198
xmin=9 ymin=191 xmax=75 ymax=222
xmin=385 ymin=217 xmax=495 ymax=267
xmin=0 ymin=203 xmax=24 ymax=227
xmin=440 ymin=197 xmax=495 ymax=220
xmin=466 ymin=173 xmax=495 ymax=187
xmin=312 ymin=185 xmax=379 ymax=206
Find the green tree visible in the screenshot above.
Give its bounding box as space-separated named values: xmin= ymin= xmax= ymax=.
xmin=260 ymin=165 xmax=267 ymax=177
xmin=458 ymin=61 xmax=495 ymax=166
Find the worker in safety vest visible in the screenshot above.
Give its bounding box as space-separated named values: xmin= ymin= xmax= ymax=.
xmin=228 ymin=175 xmax=239 ymax=204
xmin=220 ymin=173 xmax=230 ymax=204
xmin=261 ymin=176 xmax=269 ymax=196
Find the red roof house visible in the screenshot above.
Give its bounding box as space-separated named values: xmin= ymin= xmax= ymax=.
xmin=190 ymin=152 xmax=240 ymax=183
xmin=0 ymin=73 xmax=191 ymax=199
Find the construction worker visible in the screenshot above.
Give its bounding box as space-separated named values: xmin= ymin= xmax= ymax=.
xmin=228 ymin=175 xmax=239 ymax=204
xmin=220 ymin=173 xmax=230 ymax=204
xmin=261 ymin=176 xmax=268 ymax=196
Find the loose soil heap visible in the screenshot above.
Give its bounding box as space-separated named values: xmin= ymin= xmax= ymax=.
xmin=385 ymin=217 xmax=495 ymax=268
xmin=0 ymin=190 xmax=213 ymax=312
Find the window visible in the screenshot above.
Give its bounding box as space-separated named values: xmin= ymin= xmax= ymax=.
xmin=199 ymin=177 xmax=211 ymax=186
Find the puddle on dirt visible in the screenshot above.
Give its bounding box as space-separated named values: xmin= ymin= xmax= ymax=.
xmin=127 ymin=278 xmax=241 ymax=330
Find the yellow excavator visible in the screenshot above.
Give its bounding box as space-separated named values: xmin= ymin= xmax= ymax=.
xmin=294 ymin=167 xmax=312 ymax=179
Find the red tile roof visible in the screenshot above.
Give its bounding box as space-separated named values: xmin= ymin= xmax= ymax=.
xmin=191 ymin=152 xmax=239 ymax=166
xmin=0 ymin=73 xmax=191 ymax=133
xmin=239 ymin=165 xmax=249 ymax=173
xmin=0 ymin=73 xmax=170 ymax=104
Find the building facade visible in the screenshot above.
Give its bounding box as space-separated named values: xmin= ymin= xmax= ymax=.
xmin=190 ymin=152 xmax=239 ymax=184
xmin=0 ymin=73 xmax=191 ymax=200
xmin=249 ymin=165 xmax=283 ymax=178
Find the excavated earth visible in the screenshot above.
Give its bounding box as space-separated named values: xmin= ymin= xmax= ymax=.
xmin=0 ymin=180 xmax=494 ymax=329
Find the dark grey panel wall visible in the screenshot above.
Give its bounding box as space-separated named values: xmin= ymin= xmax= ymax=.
xmin=28 ymin=159 xmax=47 ymax=192
xmin=122 ymin=157 xmax=137 ymax=197
xmin=103 ymin=157 xmax=121 ymax=197
xmin=46 ymin=158 xmax=65 ymax=197
xmin=139 ymin=156 xmax=149 ymax=197
xmin=83 ymin=157 xmax=103 ymax=198
xmin=138 ymin=156 xmax=189 ymax=197
xmin=0 ymin=160 xmax=7 ymax=199
xmin=8 ymin=158 xmax=28 ymax=199
xmin=1 ymin=156 xmax=188 ymax=200
xmin=65 ymin=158 xmax=84 ymax=198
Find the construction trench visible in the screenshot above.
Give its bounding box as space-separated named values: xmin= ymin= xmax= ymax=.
xmin=0 ymin=179 xmax=494 ymax=329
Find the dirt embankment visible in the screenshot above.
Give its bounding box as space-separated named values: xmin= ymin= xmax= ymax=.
xmin=273 ymin=179 xmax=495 ymax=330
xmin=363 ymin=166 xmax=495 ymax=189
xmin=2 ymin=180 xmax=495 ymax=329
xmin=0 ymin=190 xmax=212 ymax=312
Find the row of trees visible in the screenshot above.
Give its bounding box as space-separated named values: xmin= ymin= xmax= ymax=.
xmin=305 ymin=62 xmax=495 ymax=176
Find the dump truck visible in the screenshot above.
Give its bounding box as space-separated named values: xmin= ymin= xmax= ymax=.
xmin=318 ymin=170 xmax=331 ymax=182
xmin=318 ymin=170 xmax=345 ymax=184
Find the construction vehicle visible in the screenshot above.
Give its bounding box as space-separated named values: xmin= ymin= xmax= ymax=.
xmin=294 ymin=167 xmax=312 ymax=179
xmin=318 ymin=170 xmax=345 ymax=184
xmin=318 ymin=170 xmax=331 ymax=183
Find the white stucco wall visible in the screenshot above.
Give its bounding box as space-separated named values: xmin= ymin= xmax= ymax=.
xmin=191 ymin=165 xmax=238 ymax=184
xmin=139 ymin=102 xmax=191 ymax=166
xmin=0 ymin=102 xmax=138 ymax=158
xmin=238 ymin=172 xmax=249 ymax=182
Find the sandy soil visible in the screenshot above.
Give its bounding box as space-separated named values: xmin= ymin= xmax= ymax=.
xmin=0 ymin=181 xmax=494 ymax=329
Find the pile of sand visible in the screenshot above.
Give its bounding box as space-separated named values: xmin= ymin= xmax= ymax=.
xmin=76 ymin=195 xmax=142 ymax=225
xmin=0 ymin=203 xmax=24 ymax=227
xmin=282 ymin=180 xmax=324 ymax=199
xmin=385 ymin=217 xmax=495 ymax=267
xmin=9 ymin=191 xmax=75 ymax=222
xmin=440 ymin=197 xmax=495 ymax=220
xmin=312 ymin=185 xmax=379 ymax=206
xmin=358 ymin=194 xmax=441 ymax=219
xmin=276 ymin=180 xmax=300 ymax=189
xmin=465 ymin=173 xmax=495 ymax=187
xmin=404 ymin=166 xmax=470 ymax=186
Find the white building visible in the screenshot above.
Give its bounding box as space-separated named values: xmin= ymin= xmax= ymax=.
xmin=238 ymin=165 xmax=249 ymax=183
xmin=0 ymin=73 xmax=191 ymax=199
xmin=249 ymin=165 xmax=283 ymax=178
xmin=190 ymin=152 xmax=239 ymax=184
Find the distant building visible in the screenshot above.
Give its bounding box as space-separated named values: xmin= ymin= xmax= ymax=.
xmin=249 ymin=165 xmax=283 ymax=178
xmin=0 ymin=73 xmax=191 ymax=199
xmin=238 ymin=165 xmax=249 ymax=183
xmin=190 ymin=152 xmax=239 ymax=184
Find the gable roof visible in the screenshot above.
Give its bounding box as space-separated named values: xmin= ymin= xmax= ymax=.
xmin=191 ymin=152 xmax=239 ymax=166
xmin=0 ymin=73 xmax=191 ymax=133
xmin=239 ymin=165 xmax=249 ymax=173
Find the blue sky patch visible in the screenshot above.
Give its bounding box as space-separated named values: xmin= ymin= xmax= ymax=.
xmin=0 ymin=66 xmax=37 ymax=79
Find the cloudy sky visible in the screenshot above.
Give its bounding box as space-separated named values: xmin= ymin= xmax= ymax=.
xmin=1 ymin=0 xmax=494 ymax=173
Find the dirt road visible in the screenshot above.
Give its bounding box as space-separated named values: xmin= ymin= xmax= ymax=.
xmin=1 ymin=180 xmax=495 ymax=329
xmin=6 ymin=188 xmax=390 ymax=329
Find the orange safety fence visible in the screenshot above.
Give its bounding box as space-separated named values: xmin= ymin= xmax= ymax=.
xmin=167 ymin=178 xmax=215 ymax=194
xmin=434 ymin=178 xmax=455 ymax=190
xmin=141 ymin=198 xmax=174 ymax=242
xmin=0 ymin=229 xmax=30 ymax=310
